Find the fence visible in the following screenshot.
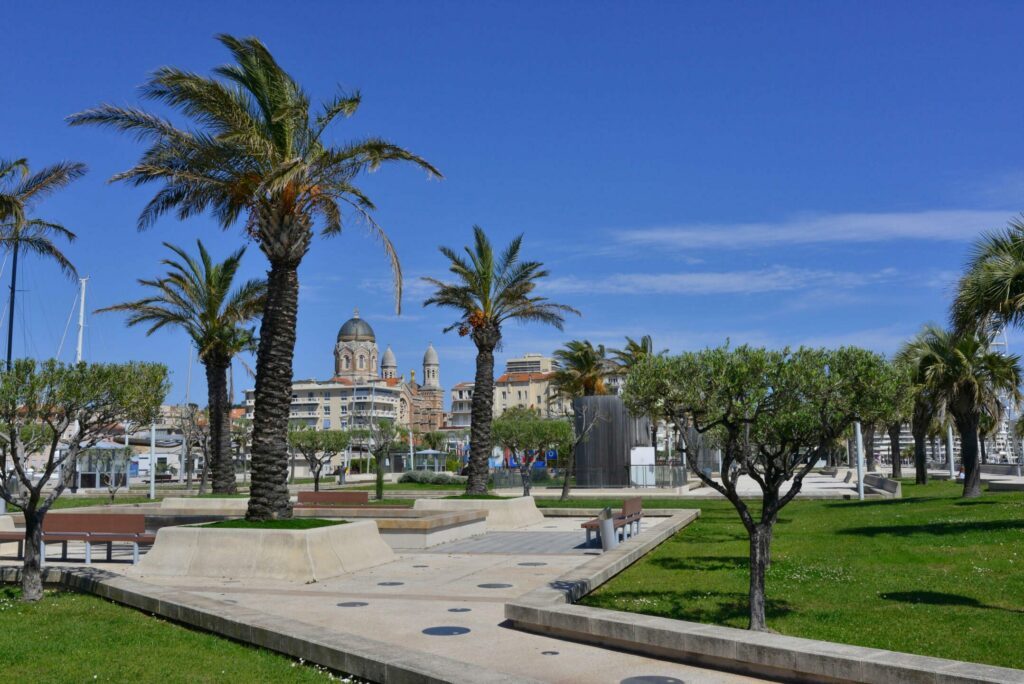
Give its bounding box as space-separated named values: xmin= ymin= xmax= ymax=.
xmin=489 ymin=465 xmax=688 ymax=490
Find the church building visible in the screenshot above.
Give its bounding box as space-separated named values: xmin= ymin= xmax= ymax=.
xmin=243 ymin=309 xmax=445 ymax=435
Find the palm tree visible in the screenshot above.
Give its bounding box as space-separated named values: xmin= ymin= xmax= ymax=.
xmin=98 ymin=241 xmax=265 ymax=494
xmin=69 ymin=35 xmax=440 ymax=520
xmin=611 ymin=335 xmax=667 ymax=448
xmin=552 ymin=340 xmax=612 ymax=398
xmin=610 ymin=335 xmax=666 ymax=369
xmin=902 ymin=325 xmax=1021 ymax=497
xmin=423 ymin=226 xmax=578 ymax=494
xmin=0 ymin=158 xmax=86 ymax=367
xmin=952 ymin=218 xmax=1024 ymax=333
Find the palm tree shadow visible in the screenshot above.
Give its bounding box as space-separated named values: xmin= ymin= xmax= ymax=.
xmin=880 ymin=591 xmax=1024 ymax=615
xmin=839 ymin=519 xmax=1024 ymax=537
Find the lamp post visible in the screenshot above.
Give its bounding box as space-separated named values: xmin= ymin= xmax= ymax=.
xmin=854 ymin=421 xmax=865 ymax=501
xmin=148 ymin=422 xmax=157 ymax=500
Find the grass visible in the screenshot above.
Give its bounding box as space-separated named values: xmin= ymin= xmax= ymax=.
xmin=202 ymin=518 xmax=345 ymax=530
xmin=0 ymin=588 xmax=345 ymax=682
xmin=581 ymin=480 xmax=1024 ymax=669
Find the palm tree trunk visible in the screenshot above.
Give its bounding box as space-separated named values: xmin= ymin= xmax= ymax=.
xmin=954 ymin=414 xmax=982 ymax=498
xmin=205 ymin=356 xmax=236 ymax=494
xmin=888 ymin=423 xmax=902 ymax=479
xmin=980 ymin=435 xmax=988 ymax=465
xmin=247 ymin=261 xmax=298 ymax=520
xmin=912 ymin=431 xmax=928 ymax=484
xmin=5 ymin=240 xmax=19 ymax=369
xmin=467 ymin=339 xmax=497 ymax=495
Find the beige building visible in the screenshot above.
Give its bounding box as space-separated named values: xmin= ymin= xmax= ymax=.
xmin=449 ymin=382 xmax=474 ymax=428
xmin=243 ymin=310 xmax=444 ymax=435
xmin=492 ymin=354 xmax=569 ymax=417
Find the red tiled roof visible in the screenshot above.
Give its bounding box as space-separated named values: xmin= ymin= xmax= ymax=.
xmin=495 ymin=371 xmax=556 ymax=383
xmin=452 ymin=382 xmax=475 ymax=389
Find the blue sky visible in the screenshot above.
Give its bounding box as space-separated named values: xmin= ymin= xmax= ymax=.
xmin=3 ymin=2 xmax=1023 ymax=407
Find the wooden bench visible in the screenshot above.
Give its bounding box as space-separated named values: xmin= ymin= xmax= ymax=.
xmin=0 ymin=513 xmax=154 ymax=565
xmin=581 ymin=497 xmax=643 ymax=545
xmin=294 ymin=490 xmax=370 ymax=507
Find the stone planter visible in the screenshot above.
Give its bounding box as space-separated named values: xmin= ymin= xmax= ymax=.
xmin=132 ymin=519 xmax=394 ymax=582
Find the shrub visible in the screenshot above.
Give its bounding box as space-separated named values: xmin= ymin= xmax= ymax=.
xmin=399 ymin=471 xmax=467 ymax=485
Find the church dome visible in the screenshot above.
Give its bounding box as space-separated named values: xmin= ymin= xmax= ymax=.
xmin=382 ymin=345 xmax=397 ymax=367
xmin=337 ymin=308 xmax=375 ymax=342
xmin=423 ymin=342 xmax=439 ymax=366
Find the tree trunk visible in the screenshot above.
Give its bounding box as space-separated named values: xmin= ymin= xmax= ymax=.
xmin=863 ymin=425 xmax=877 ymax=471
xmin=466 ymin=339 xmax=497 ymax=495
xmin=954 ymin=414 xmax=982 ymax=498
xmin=375 ymin=452 xmax=385 ymax=501
xmin=205 ymin=357 xmax=236 ymax=494
xmin=560 ymin=447 xmax=574 ymax=501
xmin=912 ymin=431 xmax=928 ymax=485
xmin=748 ymin=524 xmax=771 ymax=631
xmin=247 ymin=262 xmax=298 ymax=520
xmin=198 ymin=447 xmax=210 ymax=495
xmin=980 ymin=435 xmax=988 ymax=465
xmin=888 ymin=423 xmax=902 ymax=479
xmin=21 ymin=504 xmax=44 ymax=602
xmin=313 ymin=465 xmax=321 ymax=492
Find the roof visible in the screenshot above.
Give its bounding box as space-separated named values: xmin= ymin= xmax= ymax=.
xmin=229 ymin=408 xmax=246 ymax=420
xmin=423 ymin=342 xmax=439 ymax=365
xmin=382 ymin=345 xmax=397 ymax=367
xmin=495 ymin=371 xmax=557 ymax=384
xmin=337 ymin=308 xmax=375 ymax=342
xmin=452 ymin=382 xmax=475 ymax=389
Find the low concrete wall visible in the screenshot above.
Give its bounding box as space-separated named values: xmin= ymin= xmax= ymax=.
xmin=159 ymin=497 xmax=248 ymax=512
xmin=0 ymin=515 xmax=12 ymax=530
xmin=132 ymin=520 xmax=394 ymax=583
xmin=862 ymin=473 xmax=902 ymax=498
xmin=981 ymin=464 xmax=1020 ymax=476
xmin=413 ymin=496 xmax=544 ymax=530
xmin=989 ymin=481 xmax=1024 ymax=492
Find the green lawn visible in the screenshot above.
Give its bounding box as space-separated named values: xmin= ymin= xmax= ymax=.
xmin=582 ymin=480 xmax=1024 ymax=669
xmin=0 ymin=588 xmax=346 ymax=682
xmin=203 ymin=518 xmax=345 ymax=530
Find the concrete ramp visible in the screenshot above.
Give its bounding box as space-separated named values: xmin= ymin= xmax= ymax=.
xmin=413 ymin=496 xmax=544 ymax=530
xmin=132 ymin=520 xmax=394 ymax=583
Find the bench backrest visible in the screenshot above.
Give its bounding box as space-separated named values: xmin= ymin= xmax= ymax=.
xmin=621 ymin=497 xmax=643 ymax=518
xmin=43 ymin=513 xmax=147 ymax=534
xmin=297 ymin=490 xmax=369 ymax=505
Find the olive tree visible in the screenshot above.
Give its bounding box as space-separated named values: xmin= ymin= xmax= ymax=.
xmin=354 ymin=419 xmax=406 ymax=501
xmin=288 ymin=427 xmax=351 ymax=491
xmin=0 ymin=360 xmax=168 ymax=602
xmin=493 ymin=408 xmax=571 ymax=496
xmin=626 ymin=345 xmax=888 ymax=631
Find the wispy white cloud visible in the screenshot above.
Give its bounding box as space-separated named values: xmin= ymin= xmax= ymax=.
xmin=542 ymin=266 xmax=900 ymax=296
xmin=612 ymin=210 xmax=1009 ymax=251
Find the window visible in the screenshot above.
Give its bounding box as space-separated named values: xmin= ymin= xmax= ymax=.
xmin=308 ymin=391 xmax=315 ymax=399
xmin=324 ymin=404 xmax=331 ymax=414
xmin=537 ymin=395 xmax=542 ymax=405
xmin=344 ymin=356 xmax=351 ymax=370
xmin=502 ymin=391 xmax=507 ymax=400
xmin=358 ymin=355 xmax=365 ymax=369
xmin=323 ymin=419 xmax=331 ymax=430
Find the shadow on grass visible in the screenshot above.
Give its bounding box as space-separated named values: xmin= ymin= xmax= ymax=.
xmin=880 ymin=591 xmax=1024 ymax=614
xmin=839 ymin=519 xmax=1024 ymax=537
xmin=650 ymin=555 xmax=748 ymax=572
xmin=953 ymin=499 xmax=1000 ymax=507
xmin=586 ymin=588 xmax=793 ymax=624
